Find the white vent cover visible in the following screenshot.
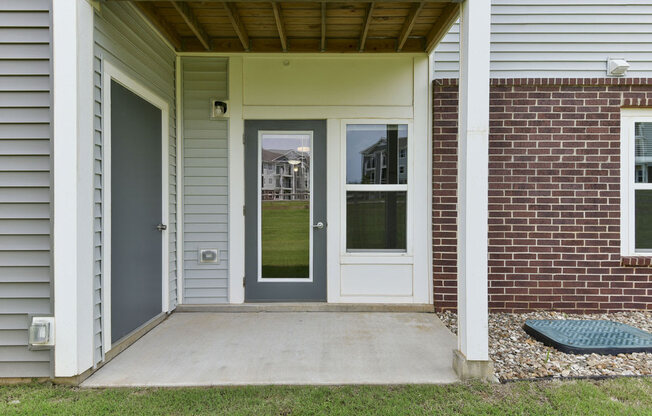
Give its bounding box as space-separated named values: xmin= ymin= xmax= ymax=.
xmin=607 ymin=58 xmax=630 ymax=77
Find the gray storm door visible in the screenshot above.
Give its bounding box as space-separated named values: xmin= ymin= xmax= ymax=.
xmin=244 ymin=120 xmax=327 ymax=301
xmin=111 ymin=80 xmax=163 ymax=343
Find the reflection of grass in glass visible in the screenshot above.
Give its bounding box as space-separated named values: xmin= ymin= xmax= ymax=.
xmin=347 ymin=199 xmax=406 ymax=250
xmin=635 ymin=190 xmax=652 ymax=249
xmin=261 ymin=201 xmax=310 ymax=278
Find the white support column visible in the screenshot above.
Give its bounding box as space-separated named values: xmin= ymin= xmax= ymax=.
xmin=53 ymin=0 xmax=95 ymax=377
xmin=228 ymin=56 xmax=245 ymax=303
xmin=454 ymin=0 xmax=493 ymax=379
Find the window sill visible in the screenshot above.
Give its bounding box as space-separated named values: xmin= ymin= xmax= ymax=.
xmin=621 ymin=256 xmax=652 ymax=267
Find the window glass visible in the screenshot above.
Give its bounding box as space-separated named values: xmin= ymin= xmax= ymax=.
xmin=260 ymin=133 xmax=311 ymax=278
xmin=346 ymin=191 xmax=406 ymax=250
xmin=635 ymin=189 xmax=652 ymax=251
xmin=346 ymin=124 xmax=408 ymax=184
xmin=634 ymin=122 xmax=652 ymax=183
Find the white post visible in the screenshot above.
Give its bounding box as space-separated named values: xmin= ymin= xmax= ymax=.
xmin=53 ymin=0 xmax=95 ymax=377
xmin=228 ymin=56 xmax=245 ymax=303
xmin=454 ymin=0 xmax=493 ymax=378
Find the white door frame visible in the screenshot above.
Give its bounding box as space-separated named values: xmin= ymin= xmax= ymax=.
xmin=101 ymin=61 xmax=170 ymax=353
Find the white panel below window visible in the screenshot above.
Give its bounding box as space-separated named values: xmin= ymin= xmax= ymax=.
xmin=340 ymin=264 xmax=413 ymax=297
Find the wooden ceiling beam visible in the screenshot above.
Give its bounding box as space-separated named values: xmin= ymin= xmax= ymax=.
xmin=223 ymin=2 xmax=250 ymax=51
xmin=170 ymin=1 xmax=211 ymax=50
xmin=321 ymin=2 xmax=326 ymax=52
xmin=132 ymin=2 xmax=182 ymax=51
xmin=425 ymin=2 xmax=460 ymax=54
xmin=271 ymin=2 xmax=287 ymax=52
xmin=358 ymin=2 xmax=375 ymax=52
xmin=397 ymin=1 xmax=425 ymax=52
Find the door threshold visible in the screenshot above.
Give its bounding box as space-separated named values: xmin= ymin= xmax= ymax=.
xmin=175 ymin=303 xmax=434 ymax=313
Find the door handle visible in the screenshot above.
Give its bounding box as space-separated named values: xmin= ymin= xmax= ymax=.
xmin=312 ymin=221 xmax=325 ymax=230
xmin=156 ymin=224 xmax=167 ymax=232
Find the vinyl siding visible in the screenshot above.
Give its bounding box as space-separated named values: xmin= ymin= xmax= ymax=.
xmin=94 ymin=2 xmax=177 ymax=364
xmin=433 ymin=0 xmax=652 ymax=78
xmin=0 ymin=0 xmax=52 ymax=378
xmin=181 ymin=57 xmax=229 ymax=304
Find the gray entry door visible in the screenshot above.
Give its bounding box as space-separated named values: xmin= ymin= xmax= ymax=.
xmin=111 ymin=81 xmax=163 ymax=343
xmin=245 ymin=120 xmax=327 ymax=301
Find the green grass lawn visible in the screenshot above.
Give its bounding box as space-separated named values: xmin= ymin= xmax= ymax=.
xmin=346 ymin=196 xmax=406 ymax=250
xmin=1 ymin=379 xmax=651 ymax=415
xmin=261 ymin=200 xmax=310 ymax=278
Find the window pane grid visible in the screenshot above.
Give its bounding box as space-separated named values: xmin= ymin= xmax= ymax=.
xmin=344 ymin=184 xmax=408 ymax=192
xmin=345 ymin=123 xmax=408 ymax=252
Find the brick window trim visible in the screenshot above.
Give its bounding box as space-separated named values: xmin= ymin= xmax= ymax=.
xmin=621 ymin=256 xmax=652 ymax=267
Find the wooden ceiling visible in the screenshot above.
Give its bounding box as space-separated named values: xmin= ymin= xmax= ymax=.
xmin=105 ymin=0 xmax=461 ymax=53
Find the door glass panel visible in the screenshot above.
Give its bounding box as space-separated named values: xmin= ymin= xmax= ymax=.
xmin=260 ymin=133 xmax=312 ymax=278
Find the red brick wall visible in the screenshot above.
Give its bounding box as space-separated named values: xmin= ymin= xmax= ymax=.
xmin=433 ymin=78 xmax=652 ymax=313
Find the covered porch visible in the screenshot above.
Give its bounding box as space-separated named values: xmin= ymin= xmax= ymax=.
xmin=53 ymin=0 xmax=493 ymax=383
xmin=82 ymin=309 xmax=458 ymax=386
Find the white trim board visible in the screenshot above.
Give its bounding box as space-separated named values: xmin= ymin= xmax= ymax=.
xmin=52 ymin=0 xmax=95 ymax=377
xmin=101 ymin=61 xmax=171 ymax=354
xmin=175 ymin=55 xmax=184 ymax=304
xmin=620 ymin=108 xmax=652 ymax=256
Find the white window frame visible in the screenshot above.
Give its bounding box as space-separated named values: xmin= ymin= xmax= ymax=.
xmin=256 ymin=130 xmax=314 ymax=282
xmin=101 ymin=61 xmax=171 ymax=353
xmin=620 ymin=109 xmax=652 ymax=256
xmin=340 ymin=120 xmax=413 ymax=257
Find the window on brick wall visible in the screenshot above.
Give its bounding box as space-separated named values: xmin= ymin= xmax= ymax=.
xmin=621 ymin=110 xmax=652 ymax=255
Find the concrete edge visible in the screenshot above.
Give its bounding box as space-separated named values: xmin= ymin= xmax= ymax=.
xmin=0 ymin=377 xmax=50 ymax=386
xmin=176 ymin=303 xmax=435 ymax=313
xmin=57 ymin=312 xmax=170 ymax=386
xmin=452 ymin=349 xmax=497 ymax=382
xmin=0 ymin=312 xmax=171 ymax=386
xmin=103 ymin=312 xmax=169 ymax=364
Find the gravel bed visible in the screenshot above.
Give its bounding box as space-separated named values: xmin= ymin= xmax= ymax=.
xmin=436 ymin=310 xmax=652 ymax=382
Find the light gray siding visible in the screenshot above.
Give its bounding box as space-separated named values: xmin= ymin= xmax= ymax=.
xmin=434 ymin=0 xmax=652 ymax=78
xmin=0 ymin=0 xmax=52 ymax=378
xmin=181 ymin=57 xmax=229 ymax=304
xmin=94 ymin=2 xmax=177 ymax=364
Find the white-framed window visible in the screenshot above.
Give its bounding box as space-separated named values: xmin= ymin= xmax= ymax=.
xmin=344 ymin=123 xmax=409 ymax=252
xmin=621 ymin=109 xmax=652 ymax=255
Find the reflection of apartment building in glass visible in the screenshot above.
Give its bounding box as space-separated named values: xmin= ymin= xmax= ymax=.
xmin=635 ymin=123 xmax=652 ymax=183
xmin=261 ymin=149 xmax=310 ymax=200
xmin=360 ymin=137 xmax=407 ymax=184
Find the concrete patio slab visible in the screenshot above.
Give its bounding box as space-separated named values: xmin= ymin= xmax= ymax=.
xmin=82 ymin=312 xmax=459 ymax=387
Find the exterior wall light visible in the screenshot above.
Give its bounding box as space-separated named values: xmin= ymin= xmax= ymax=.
xmin=607 ymin=58 xmax=630 ymax=77
xmin=28 ymin=316 xmax=55 ymax=349
xmin=210 ymin=99 xmax=228 ymax=119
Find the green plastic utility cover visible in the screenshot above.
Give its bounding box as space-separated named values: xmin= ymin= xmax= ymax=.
xmin=523 ymin=319 xmax=652 ymax=355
